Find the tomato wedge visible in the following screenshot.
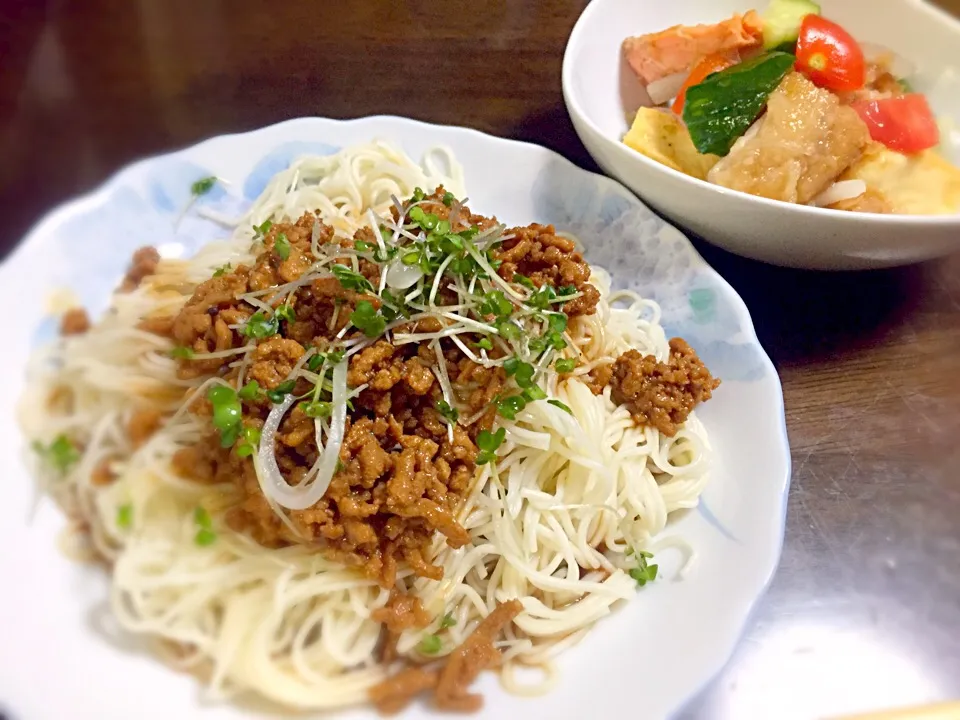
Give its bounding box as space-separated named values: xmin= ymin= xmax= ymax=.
xmin=795 ymin=15 xmax=865 ymax=91
xmin=851 ymin=94 xmax=940 ymax=154
xmin=672 ymin=53 xmax=736 ymax=115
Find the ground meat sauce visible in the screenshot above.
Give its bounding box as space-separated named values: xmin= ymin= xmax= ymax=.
xmin=119 ymin=246 xmax=161 ymax=292
xmin=610 ymin=338 xmax=720 ymax=437
xmin=60 ymin=308 xmax=91 ymax=335
xmin=369 ymin=599 xmax=524 ymax=714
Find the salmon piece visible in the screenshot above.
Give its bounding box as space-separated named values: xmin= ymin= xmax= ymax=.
xmin=707 ymin=72 xmax=870 ymax=204
xmin=622 ymin=11 xmax=763 ymax=87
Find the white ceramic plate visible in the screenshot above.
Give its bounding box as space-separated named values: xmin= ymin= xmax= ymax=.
xmin=0 ymin=117 xmax=790 ymax=720
xmin=563 ymin=0 xmax=960 ymax=270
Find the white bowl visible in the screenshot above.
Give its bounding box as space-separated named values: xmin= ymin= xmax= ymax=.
xmin=563 ymin=0 xmax=960 ymax=270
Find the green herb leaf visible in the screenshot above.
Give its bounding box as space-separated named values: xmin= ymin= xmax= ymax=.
xmin=238 ymin=380 xmax=260 ymax=401
xmin=548 ymin=399 xmax=573 ymax=414
xmin=350 ymin=300 xmax=386 ymax=338
xmin=497 ymin=321 xmax=521 ymax=342
xmin=513 ymin=273 xmax=537 ymax=290
xmin=522 ymin=385 xmax=547 ymax=402
xmin=302 ymin=401 xmax=332 ymax=418
xmin=497 ymin=394 xmax=527 ymax=420
xmin=169 ymin=345 xmax=195 ymax=359
xmin=241 ymin=310 xmax=279 ymax=339
xmin=194 ymin=506 xmax=213 ymax=529
xmin=412 ymin=187 xmax=425 ymax=202
xmin=213 ymin=263 xmax=232 ymax=277
xmin=480 ymin=290 xmax=513 ymax=319
xmin=266 ymin=379 xmax=297 ymax=404
xmin=514 ymin=362 xmax=535 ymax=389
xmin=235 ymin=425 xmax=261 ymax=458
xmin=274 ymin=232 xmax=291 ymax=261
xmin=208 ymin=385 xmax=242 ymax=448
xmin=354 ymin=239 xmax=374 ymax=252
xmin=116 ymin=503 xmax=133 ymax=530
xmin=440 ymin=613 xmax=456 ymax=629
xmin=441 ymin=191 xmax=455 ymax=206
xmin=476 ymin=427 xmax=506 ymax=465
xmin=628 ymin=550 xmax=659 ymax=587
xmin=32 ymin=434 xmax=80 ymax=474
xmin=682 ymin=51 xmax=796 ymax=156
xmin=191 ymin=176 xmax=217 ymax=197
xmin=475 ymin=337 xmax=493 ymax=351
xmin=557 ymin=284 xmax=577 ymax=297
xmin=418 ymin=634 xmax=442 ymax=655
xmin=195 ymin=528 xmax=217 ymax=547
xmin=253 ymin=219 xmax=273 ymax=238
xmin=554 ymin=358 xmax=576 ymax=373
xmin=275 ymin=303 xmax=296 ymax=323
xmin=331 ymin=264 xmax=373 ymax=293
xmin=436 ymin=399 xmax=459 ymax=423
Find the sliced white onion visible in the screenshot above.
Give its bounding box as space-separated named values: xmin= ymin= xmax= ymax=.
xmin=646 ymin=71 xmax=688 ymax=106
xmin=810 ymin=180 xmax=867 ymax=208
xmin=858 ymin=42 xmax=915 ymax=81
xmin=255 ymin=359 xmax=348 ymax=510
xmin=385 ymin=259 xmax=423 ymax=290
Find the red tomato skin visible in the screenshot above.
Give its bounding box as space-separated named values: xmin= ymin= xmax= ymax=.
xmin=851 ymin=94 xmax=940 ymax=153
xmin=795 ymin=15 xmax=865 ymax=92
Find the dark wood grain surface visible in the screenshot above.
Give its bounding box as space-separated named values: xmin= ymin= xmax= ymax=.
xmin=2 ymin=1 xmax=959 ymax=718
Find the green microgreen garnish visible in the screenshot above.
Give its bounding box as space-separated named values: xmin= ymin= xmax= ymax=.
xmin=332 ymin=264 xmax=373 ymax=293
xmin=350 ymin=300 xmax=386 ymax=338
xmin=213 ymin=263 xmax=231 ymax=277
xmin=191 ymin=176 xmax=217 ymax=196
xmin=354 ymin=239 xmax=374 ymax=252
xmin=418 ymin=634 xmax=442 ymax=654
xmin=628 ymin=550 xmax=659 ymax=587
xmin=208 ymin=385 xmax=242 ymax=447
xmin=32 ymin=435 xmax=80 ymax=475
xmin=253 ymin=219 xmax=273 ymax=238
xmin=555 ymin=358 xmax=576 ymax=373
xmin=440 ymin=613 xmax=456 ymax=629
xmin=274 ymin=232 xmax=291 ymax=261
xmin=513 ymin=273 xmax=536 ymax=290
xmin=548 ymin=399 xmax=572 ymax=414
xmin=241 ymin=311 xmax=278 ymax=339
xmin=275 ymin=303 xmax=295 ymax=323
xmin=476 ymin=427 xmax=506 ymax=465
xmin=475 ymin=337 xmax=493 ymax=351
xmin=169 ymin=346 xmax=195 ymax=359
xmin=116 ymin=503 xmax=133 ymax=530
xmin=442 ymin=191 xmax=455 ymax=206
xmin=436 ymin=400 xmax=459 ymax=423
xmin=194 ymin=506 xmax=216 ymax=546
xmin=266 ymin=379 xmax=296 ymax=404
xmin=238 ymin=380 xmax=261 ymax=401
xmin=235 ymin=426 xmax=260 ymax=458
xmin=302 ymin=401 xmax=332 ymax=418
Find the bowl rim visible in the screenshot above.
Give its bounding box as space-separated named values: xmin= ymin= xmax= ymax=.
xmin=561 ymin=0 xmax=960 ymax=226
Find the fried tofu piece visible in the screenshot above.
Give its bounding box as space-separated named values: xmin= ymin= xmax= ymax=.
xmin=623 ymin=107 xmax=719 ymax=180
xmin=839 ymin=143 xmax=960 ymax=215
xmin=707 ymin=72 xmax=871 ymax=204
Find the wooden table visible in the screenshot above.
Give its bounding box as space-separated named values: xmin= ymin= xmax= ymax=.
xmin=2 ymin=2 xmax=958 ymax=718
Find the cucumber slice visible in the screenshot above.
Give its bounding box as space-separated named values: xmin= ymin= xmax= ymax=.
xmin=762 ymin=0 xmax=820 ymax=50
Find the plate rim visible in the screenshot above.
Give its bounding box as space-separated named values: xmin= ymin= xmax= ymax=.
xmin=0 ymin=114 xmax=792 ymax=718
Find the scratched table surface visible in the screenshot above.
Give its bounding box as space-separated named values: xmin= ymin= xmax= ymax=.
xmin=2 ymin=2 xmax=959 ymax=719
